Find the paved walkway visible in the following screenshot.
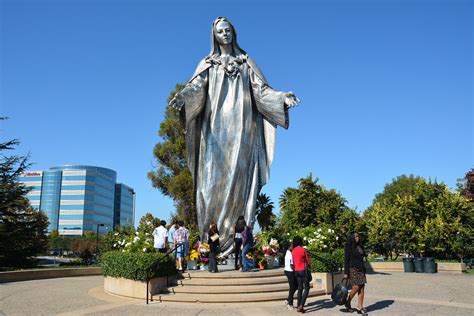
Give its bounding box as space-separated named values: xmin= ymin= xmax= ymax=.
xmin=1 ymin=272 xmax=473 ymax=315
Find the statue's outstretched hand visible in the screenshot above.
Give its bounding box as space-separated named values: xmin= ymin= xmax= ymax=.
xmin=285 ymin=92 xmax=300 ymax=109
xmin=169 ymin=95 xmax=185 ymax=111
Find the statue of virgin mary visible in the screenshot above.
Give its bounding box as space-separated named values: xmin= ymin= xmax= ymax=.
xmin=170 ymin=17 xmax=299 ymax=251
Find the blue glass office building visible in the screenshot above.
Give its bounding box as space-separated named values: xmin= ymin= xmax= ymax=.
xmin=19 ymin=165 xmax=135 ymax=235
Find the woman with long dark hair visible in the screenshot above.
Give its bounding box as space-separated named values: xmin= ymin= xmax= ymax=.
xmin=208 ymin=221 xmax=220 ymax=273
xmin=234 ymin=216 xmax=245 ymax=270
xmin=344 ymin=232 xmax=367 ymax=314
xmin=292 ymin=236 xmax=311 ymax=313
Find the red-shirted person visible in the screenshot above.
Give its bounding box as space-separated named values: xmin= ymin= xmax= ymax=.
xmin=291 ymin=236 xmax=311 ymax=313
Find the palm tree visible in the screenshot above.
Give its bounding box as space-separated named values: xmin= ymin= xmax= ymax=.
xmin=255 ymin=193 xmax=275 ymax=231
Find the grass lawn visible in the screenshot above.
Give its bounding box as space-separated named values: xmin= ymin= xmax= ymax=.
xmin=466 ymin=268 xmax=474 ymax=275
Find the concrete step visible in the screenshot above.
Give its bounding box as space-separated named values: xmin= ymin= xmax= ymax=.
xmin=179 ymin=275 xmax=288 ymax=286
xmin=182 ymin=268 xmax=284 ymax=279
xmin=154 ymin=288 xmax=326 ymax=303
xmin=171 ymin=282 xmax=298 ymax=294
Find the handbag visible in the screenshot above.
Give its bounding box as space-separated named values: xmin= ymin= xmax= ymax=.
xmin=210 ymin=233 xmax=219 ymax=242
xmin=331 ymin=277 xmax=349 ymax=305
xmin=304 ymin=249 xmax=312 ymax=282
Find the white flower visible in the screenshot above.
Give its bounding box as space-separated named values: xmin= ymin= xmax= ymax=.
xmin=328 ymin=228 xmax=331 ymax=233
xmin=145 ymin=233 xmax=150 ymax=236
xmin=125 ymin=242 xmax=131 ymax=247
xmin=287 ymin=233 xmax=290 ymax=236
xmin=303 ymin=237 xmax=307 ymax=241
xmin=146 ymin=221 xmax=152 ymax=226
xmin=303 ymin=246 xmax=307 ymax=249
xmin=313 ymin=232 xmax=317 ymax=235
xmin=122 ymin=249 xmax=126 ymax=252
xmin=323 ymin=245 xmax=327 ymax=248
xmin=317 ymin=228 xmax=322 ymax=232
xmin=336 ymin=236 xmax=339 ymax=240
xmin=114 ymin=232 xmax=119 ymax=236
xmin=113 ymin=243 xmax=117 ymax=247
xmin=135 ymin=231 xmax=139 ymax=235
xmin=134 ymin=236 xmax=140 ymax=242
xmin=143 ymin=248 xmax=147 ymax=252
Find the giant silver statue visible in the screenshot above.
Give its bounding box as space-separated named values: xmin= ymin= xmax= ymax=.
xmin=170 ymin=17 xmax=299 ymax=250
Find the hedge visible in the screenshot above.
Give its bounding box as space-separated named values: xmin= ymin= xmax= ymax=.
xmin=100 ymin=251 xmax=176 ymax=281
xmin=309 ymin=248 xmax=345 ymax=273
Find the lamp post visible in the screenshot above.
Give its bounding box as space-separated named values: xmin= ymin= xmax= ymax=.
xmin=96 ymin=223 xmax=105 ymax=254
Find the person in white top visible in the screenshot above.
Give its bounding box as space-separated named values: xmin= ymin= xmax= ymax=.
xmin=284 ymin=242 xmax=297 ymax=310
xmin=152 ymin=220 xmax=168 ymax=253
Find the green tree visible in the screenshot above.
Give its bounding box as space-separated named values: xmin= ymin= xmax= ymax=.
xmin=148 ymin=84 xmax=197 ymax=225
xmin=255 ymin=193 xmax=276 ymax=231
xmin=277 ymin=174 xmax=360 ymax=248
xmin=364 ymin=176 xmax=474 ymax=260
xmin=137 ymin=212 xmax=160 ymax=235
xmin=0 ymin=134 xmax=49 ymax=267
xmin=48 ymin=230 xmax=71 ymax=256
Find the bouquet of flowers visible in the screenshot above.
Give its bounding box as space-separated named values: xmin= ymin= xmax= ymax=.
xmin=189 ymin=249 xmax=199 ymax=261
xmin=262 ymin=238 xmax=280 ymax=257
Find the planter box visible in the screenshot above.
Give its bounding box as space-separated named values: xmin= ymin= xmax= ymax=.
xmin=104 ymin=275 xmax=177 ymax=299
xmin=364 ymin=262 xmax=466 ymax=274
xmin=311 ymin=272 xmax=344 ymax=294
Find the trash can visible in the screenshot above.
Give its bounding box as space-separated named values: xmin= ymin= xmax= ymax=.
xmin=423 ymin=257 xmax=436 ymax=273
xmin=414 ymin=257 xmax=425 ymax=273
xmin=402 ymin=257 xmax=415 ymax=272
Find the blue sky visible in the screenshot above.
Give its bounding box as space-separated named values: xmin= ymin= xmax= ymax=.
xmin=2 ymin=0 xmax=472 ymax=225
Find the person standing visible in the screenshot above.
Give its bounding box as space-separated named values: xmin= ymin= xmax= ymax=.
xmin=167 ymin=221 xmax=177 ymax=252
xmin=344 ymin=232 xmax=367 ymax=314
xmin=241 ymin=222 xmax=254 ymax=272
xmin=173 ymin=220 xmax=189 ymax=272
xmin=233 ymin=216 xmax=245 ymax=270
xmin=208 ymin=221 xmax=220 ymax=273
xmin=292 ymin=236 xmax=311 ymax=313
xmin=152 ymin=220 xmax=167 ymax=253
xmin=284 ymin=242 xmax=297 ymax=311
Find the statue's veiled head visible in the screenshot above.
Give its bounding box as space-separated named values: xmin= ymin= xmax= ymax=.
xmin=210 ymin=17 xmax=246 ymax=57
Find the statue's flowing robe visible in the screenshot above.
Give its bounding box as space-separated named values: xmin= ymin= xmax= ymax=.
xmin=180 ymin=55 xmax=289 ymax=250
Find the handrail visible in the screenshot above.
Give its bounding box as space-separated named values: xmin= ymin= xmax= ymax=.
xmin=146 ymin=243 xmax=182 ymax=304
xmin=307 ymin=251 xmax=341 ymax=273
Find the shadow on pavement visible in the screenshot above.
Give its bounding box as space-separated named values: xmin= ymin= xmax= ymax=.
xmin=366 ymin=271 xmax=392 ymax=275
xmin=303 ymin=298 xmax=394 ymax=314
xmin=305 ymin=298 xmax=336 ymax=313
xmin=365 ymin=299 xmax=395 ymax=312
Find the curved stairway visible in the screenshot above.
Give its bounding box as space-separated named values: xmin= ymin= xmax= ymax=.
xmin=153 ymin=268 xmax=326 ymax=303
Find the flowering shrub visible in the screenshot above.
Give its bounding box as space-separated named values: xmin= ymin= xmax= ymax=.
xmin=103 ymin=227 xmax=155 ymax=254
xmin=285 ymin=225 xmax=340 ymax=253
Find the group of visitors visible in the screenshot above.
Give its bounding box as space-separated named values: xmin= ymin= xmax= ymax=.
xmin=284 ymin=232 xmax=367 ymax=314
xmin=152 ymin=220 xmax=189 ymax=272
xmin=154 ymin=218 xmax=367 ymax=314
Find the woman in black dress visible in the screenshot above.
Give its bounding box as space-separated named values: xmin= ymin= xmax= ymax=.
xmin=208 ymin=222 xmax=220 ymax=273
xmin=344 ymin=232 xmax=367 ymax=314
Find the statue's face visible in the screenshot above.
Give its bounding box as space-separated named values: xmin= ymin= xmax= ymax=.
xmin=214 ymin=20 xmax=233 ymax=45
